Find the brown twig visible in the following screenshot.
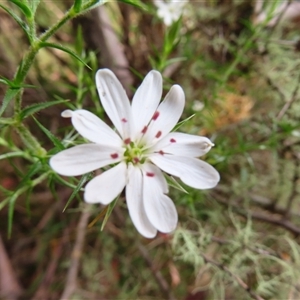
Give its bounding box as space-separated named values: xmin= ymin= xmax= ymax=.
xmin=0 ymin=235 xmax=23 ymax=300
xmin=212 ymin=192 xmax=300 ymax=236
xmin=111 ymin=206 xmax=176 ymax=299
xmin=137 ymin=243 xmax=176 ymax=300
xmin=277 ymin=66 xmax=300 ymax=120
xmin=32 ymin=227 xmax=69 ymax=300
xmin=60 ymin=204 xmax=91 ymax=300
xmin=200 ymin=253 xmax=265 ymax=300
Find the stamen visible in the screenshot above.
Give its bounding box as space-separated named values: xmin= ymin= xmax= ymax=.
xmin=110 ymin=153 xmax=119 ymax=159
xmin=133 ymin=157 xmax=140 ymax=164
xmin=121 ymin=118 xmax=127 ymax=123
xmin=152 ymin=111 xmax=160 ymax=120
xmin=141 ymin=126 xmax=148 ymax=134
xmin=146 ymin=172 xmax=155 ymax=177
xmin=155 ymin=131 xmax=162 ymax=138
xmin=159 ymin=150 xmax=165 ymax=155
xmin=170 ymin=138 xmax=176 ymax=143
xmin=124 ymin=138 xmax=131 ymax=145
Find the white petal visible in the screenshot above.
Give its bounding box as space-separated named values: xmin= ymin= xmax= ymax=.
xmin=142 ymin=168 xmax=178 ymax=233
xmin=95 ymin=69 xmax=132 ymax=140
xmin=126 ymin=164 xmax=157 ymax=238
xmin=150 ymin=154 xmax=220 ymax=189
xmin=62 ymin=109 xmax=122 ymax=147
xmin=140 ymin=162 xmax=169 ymax=194
xmin=142 ymin=85 xmax=185 ymax=146
xmin=84 ymin=162 xmax=127 ymax=204
xmin=131 ymin=71 xmax=162 ymax=139
xmin=150 ymin=132 xmax=214 ymax=157
xmin=50 ymin=144 xmax=123 ymax=176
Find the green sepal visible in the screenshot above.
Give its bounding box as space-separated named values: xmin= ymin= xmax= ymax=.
xmin=39 ymin=42 xmax=91 ymax=70
xmin=19 ymin=99 xmax=69 ymax=120
xmin=63 ymin=173 xmax=91 ymax=212
xmin=101 ymin=196 xmax=119 ymax=231
xmin=166 ymin=175 xmax=189 ymax=194
xmin=172 ymin=114 xmax=195 ymax=132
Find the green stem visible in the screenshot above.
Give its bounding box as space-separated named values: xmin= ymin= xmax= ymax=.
xmin=15 ymin=123 xmax=46 ymax=157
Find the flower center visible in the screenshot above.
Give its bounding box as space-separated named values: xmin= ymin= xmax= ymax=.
xmin=123 ymin=141 xmax=147 ymax=165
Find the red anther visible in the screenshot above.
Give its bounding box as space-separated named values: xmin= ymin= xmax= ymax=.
xmin=121 ymin=118 xmax=127 ymax=123
xmin=146 ymin=172 xmax=155 ymax=177
xmin=141 ymin=126 xmax=148 ymax=134
xmin=159 ymin=150 xmax=165 ymax=155
xmin=152 ymin=111 xmax=160 ymax=120
xmin=124 ymin=138 xmax=131 ymax=145
xmin=133 ymin=157 xmax=140 ymax=163
xmin=110 ymin=153 xmax=119 ymax=159
xmin=155 ymin=131 xmax=162 ymax=138
xmin=170 ymin=138 xmax=176 ymax=143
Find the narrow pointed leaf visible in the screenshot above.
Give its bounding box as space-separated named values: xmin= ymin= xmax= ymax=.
xmin=8 ymin=193 xmax=19 ymax=237
xmin=63 ymin=173 xmax=91 ymax=212
xmin=0 ymin=151 xmax=27 ymax=160
xmin=101 ymin=196 xmax=119 ymax=231
xmin=165 ymin=175 xmax=189 ymax=194
xmin=73 ymin=0 xmax=82 ymax=12
xmin=27 ymin=0 xmax=41 ymax=15
xmin=10 ymin=0 xmax=32 ymax=18
xmin=33 ymin=117 xmax=64 ymax=150
xmin=39 ymin=42 xmax=91 ymax=69
xmin=0 ymin=4 xmax=30 ymax=40
xmin=20 ymin=99 xmax=69 ymax=119
xmin=172 ymin=114 xmax=195 ymax=132
xmin=0 ymin=88 xmax=20 ymax=117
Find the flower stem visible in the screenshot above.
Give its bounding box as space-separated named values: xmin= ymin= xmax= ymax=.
xmin=15 ymin=123 xmax=47 ymax=157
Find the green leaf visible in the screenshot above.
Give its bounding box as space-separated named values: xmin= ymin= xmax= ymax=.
xmin=0 ymin=151 xmax=27 ymax=160
xmin=27 ymin=0 xmax=41 ymax=15
xmin=16 ymin=160 xmax=42 ymax=190
xmin=73 ymin=0 xmax=82 ymax=13
xmin=33 ymin=117 xmax=65 ymax=150
xmin=101 ymin=195 xmax=119 ymax=231
xmin=165 ymin=17 xmax=181 ymax=52
xmin=8 ymin=193 xmax=19 ymax=237
xmin=166 ymin=175 xmax=189 ymax=194
xmin=0 ymin=4 xmax=30 ymax=40
xmin=20 ymin=99 xmax=69 ymax=120
xmin=10 ymin=0 xmax=32 ymax=19
xmin=172 ymin=114 xmax=195 ymax=132
xmin=0 ymin=88 xmax=20 ymax=117
xmin=63 ymin=173 xmax=91 ymax=212
xmin=118 ymin=0 xmax=148 ymax=10
xmin=39 ymin=42 xmax=91 ymax=69
xmin=0 ymin=76 xmax=36 ymax=89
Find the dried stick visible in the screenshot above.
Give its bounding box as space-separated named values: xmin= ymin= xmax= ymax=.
xmin=137 ymin=243 xmax=176 ymax=300
xmin=200 ymin=253 xmax=264 ymax=300
xmin=277 ymin=68 xmax=300 ymax=120
xmin=113 ymin=206 xmax=176 ymax=300
xmin=60 ymin=204 xmax=91 ymax=300
xmin=0 ymin=235 xmax=23 ymax=300
xmin=212 ymin=192 xmax=300 ymax=236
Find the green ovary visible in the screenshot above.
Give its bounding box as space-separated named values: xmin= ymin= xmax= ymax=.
xmin=124 ymin=142 xmax=147 ymax=165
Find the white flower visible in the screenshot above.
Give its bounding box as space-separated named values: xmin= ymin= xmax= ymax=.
xmin=154 ymin=0 xmax=187 ymax=26
xmin=50 ymin=69 xmax=220 ymax=238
